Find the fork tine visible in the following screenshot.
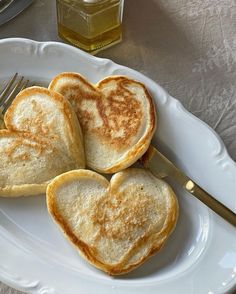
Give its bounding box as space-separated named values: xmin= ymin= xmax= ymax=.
xmin=2 ymin=76 xmax=25 ymax=114
xmin=0 ymin=73 xmax=18 ymax=106
xmin=20 ymin=79 xmax=29 ymax=91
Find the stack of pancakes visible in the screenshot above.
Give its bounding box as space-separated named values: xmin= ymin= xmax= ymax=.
xmin=0 ymin=73 xmax=178 ymax=275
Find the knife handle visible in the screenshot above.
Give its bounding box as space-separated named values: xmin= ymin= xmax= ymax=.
xmin=184 ymin=180 xmax=236 ymax=227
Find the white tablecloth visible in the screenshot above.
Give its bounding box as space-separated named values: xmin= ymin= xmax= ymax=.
xmin=0 ymin=0 xmax=235 ymax=293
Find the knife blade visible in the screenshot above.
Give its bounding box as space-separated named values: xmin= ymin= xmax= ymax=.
xmin=141 ymin=145 xmax=236 ymax=227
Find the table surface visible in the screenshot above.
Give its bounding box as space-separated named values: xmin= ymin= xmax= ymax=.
xmin=0 ymin=0 xmax=235 ymax=293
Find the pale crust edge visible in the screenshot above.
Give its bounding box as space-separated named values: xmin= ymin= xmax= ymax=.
xmin=0 ymin=183 xmax=48 ymax=197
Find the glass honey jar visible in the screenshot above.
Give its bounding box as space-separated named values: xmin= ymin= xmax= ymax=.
xmin=56 ymin=0 xmax=124 ymax=54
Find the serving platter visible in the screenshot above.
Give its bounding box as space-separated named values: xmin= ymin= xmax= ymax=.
xmin=0 ymin=38 xmax=235 ymax=294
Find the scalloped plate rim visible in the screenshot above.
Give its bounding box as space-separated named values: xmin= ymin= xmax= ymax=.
xmin=0 ymin=38 xmax=235 ymax=294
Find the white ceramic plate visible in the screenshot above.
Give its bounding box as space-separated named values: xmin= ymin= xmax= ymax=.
xmin=0 ymin=38 xmax=235 ymax=294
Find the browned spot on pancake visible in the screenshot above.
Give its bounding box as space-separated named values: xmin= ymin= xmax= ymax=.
xmin=91 ymin=186 xmax=154 ymax=242
xmin=18 ymin=99 xmax=51 ymax=136
xmin=5 ymin=88 xmax=71 ymax=143
xmin=60 ymin=85 xmax=101 ymax=131
xmin=3 ymin=133 xmax=53 ymax=164
xmin=60 ymin=79 xmax=142 ymax=150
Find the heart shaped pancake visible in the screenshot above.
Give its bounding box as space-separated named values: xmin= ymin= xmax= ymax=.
xmin=49 ymin=73 xmax=156 ymax=173
xmin=0 ymin=87 xmax=85 ymax=197
xmin=46 ymin=168 xmax=178 ymax=275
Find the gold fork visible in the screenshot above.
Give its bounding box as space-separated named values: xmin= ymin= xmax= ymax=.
xmin=0 ymin=73 xmax=29 ymax=128
xmin=141 ymin=146 xmax=236 ymax=227
xmin=0 ymin=73 xmax=29 ymax=114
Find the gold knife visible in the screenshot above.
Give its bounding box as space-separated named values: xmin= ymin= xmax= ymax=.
xmin=140 ymin=145 xmax=236 ymax=227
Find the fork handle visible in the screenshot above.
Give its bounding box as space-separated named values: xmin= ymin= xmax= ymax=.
xmin=184 ymin=180 xmax=236 ymax=227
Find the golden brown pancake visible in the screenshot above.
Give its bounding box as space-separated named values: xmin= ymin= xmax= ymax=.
xmin=49 ymin=73 xmax=156 ymax=173
xmin=0 ymin=86 xmax=85 ymax=197
xmin=46 ymin=168 xmax=179 ymax=275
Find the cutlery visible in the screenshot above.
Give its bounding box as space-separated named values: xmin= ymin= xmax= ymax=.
xmin=0 ymin=73 xmax=29 ymax=115
xmin=141 ymin=145 xmax=236 ymax=227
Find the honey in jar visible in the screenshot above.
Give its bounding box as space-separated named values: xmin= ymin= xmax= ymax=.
xmin=56 ymin=0 xmax=124 ymax=54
